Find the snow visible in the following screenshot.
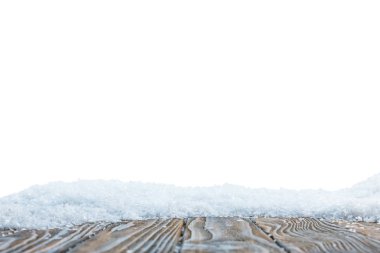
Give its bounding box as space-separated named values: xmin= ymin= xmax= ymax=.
xmin=0 ymin=174 xmax=379 ymax=228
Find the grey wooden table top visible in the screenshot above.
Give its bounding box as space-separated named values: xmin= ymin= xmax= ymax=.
xmin=1 ymin=217 xmax=380 ymax=253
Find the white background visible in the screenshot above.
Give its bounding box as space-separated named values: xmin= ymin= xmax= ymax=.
xmin=1 ymin=1 xmax=380 ymax=197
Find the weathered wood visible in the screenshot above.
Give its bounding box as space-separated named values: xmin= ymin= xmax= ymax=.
xmin=70 ymin=218 xmax=183 ymax=253
xmin=333 ymin=220 xmax=380 ymax=241
xmin=1 ymin=218 xmax=379 ymax=252
xmin=0 ymin=223 xmax=106 ymax=253
xmin=255 ymin=217 xmax=380 ymax=253
xmin=0 ymin=228 xmax=18 ymax=238
xmin=181 ymin=217 xmax=284 ymax=252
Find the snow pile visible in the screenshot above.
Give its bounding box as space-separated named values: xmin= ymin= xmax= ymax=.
xmin=0 ymin=174 xmax=379 ymax=228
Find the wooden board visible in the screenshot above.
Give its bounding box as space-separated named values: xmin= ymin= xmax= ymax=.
xmin=70 ymin=218 xmax=183 ymax=253
xmin=255 ymin=217 xmax=380 ymax=253
xmin=333 ymin=220 xmax=380 ymax=241
xmin=181 ymin=217 xmax=284 ymax=253
xmin=0 ymin=223 xmax=106 ymax=253
xmin=1 ymin=218 xmax=379 ymax=253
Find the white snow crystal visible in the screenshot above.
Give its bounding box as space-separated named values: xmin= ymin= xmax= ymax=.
xmin=0 ymin=174 xmax=379 ymax=228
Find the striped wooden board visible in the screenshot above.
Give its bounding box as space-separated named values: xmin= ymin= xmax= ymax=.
xmin=332 ymin=220 xmax=380 ymax=241
xmin=0 ymin=223 xmax=107 ymax=253
xmin=1 ymin=217 xmax=379 ymax=253
xmin=181 ymin=217 xmax=283 ymax=252
xmin=255 ymin=217 xmax=380 ymax=253
xmin=71 ymin=218 xmax=184 ymax=253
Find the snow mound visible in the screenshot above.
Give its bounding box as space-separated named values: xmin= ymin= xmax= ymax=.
xmin=349 ymin=173 xmax=380 ymax=196
xmin=0 ymin=174 xmax=379 ymax=228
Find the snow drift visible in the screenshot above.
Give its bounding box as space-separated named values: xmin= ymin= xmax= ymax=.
xmin=0 ymin=174 xmax=379 ymax=228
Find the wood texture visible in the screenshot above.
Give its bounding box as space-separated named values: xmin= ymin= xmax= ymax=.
xmin=0 ymin=229 xmax=18 ymax=238
xmin=0 ymin=223 xmax=106 ymax=253
xmin=70 ymin=218 xmax=183 ymax=253
xmin=1 ymin=218 xmax=379 ymax=253
xmin=181 ymin=217 xmax=284 ymax=253
xmin=255 ymin=217 xmax=380 ymax=253
xmin=333 ymin=220 xmax=380 ymax=241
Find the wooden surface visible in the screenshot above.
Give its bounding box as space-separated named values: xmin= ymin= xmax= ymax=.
xmin=0 ymin=223 xmax=106 ymax=253
xmin=181 ymin=217 xmax=283 ymax=253
xmin=71 ymin=218 xmax=183 ymax=253
xmin=0 ymin=217 xmax=379 ymax=253
xmin=255 ymin=217 xmax=380 ymax=253
xmin=333 ymin=220 xmax=380 ymax=241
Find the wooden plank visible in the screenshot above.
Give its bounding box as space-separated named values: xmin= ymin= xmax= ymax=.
xmin=70 ymin=218 xmax=183 ymax=253
xmin=333 ymin=220 xmax=380 ymax=241
xmin=1 ymin=218 xmax=379 ymax=253
xmin=255 ymin=217 xmax=380 ymax=253
xmin=181 ymin=217 xmax=284 ymax=252
xmin=0 ymin=223 xmax=106 ymax=253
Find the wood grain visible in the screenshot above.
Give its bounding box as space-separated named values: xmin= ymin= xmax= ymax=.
xmin=181 ymin=217 xmax=284 ymax=253
xmin=333 ymin=220 xmax=380 ymax=241
xmin=0 ymin=228 xmax=18 ymax=238
xmin=255 ymin=217 xmax=380 ymax=253
xmin=70 ymin=218 xmax=183 ymax=253
xmin=1 ymin=218 xmax=379 ymax=253
xmin=0 ymin=223 xmax=106 ymax=253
